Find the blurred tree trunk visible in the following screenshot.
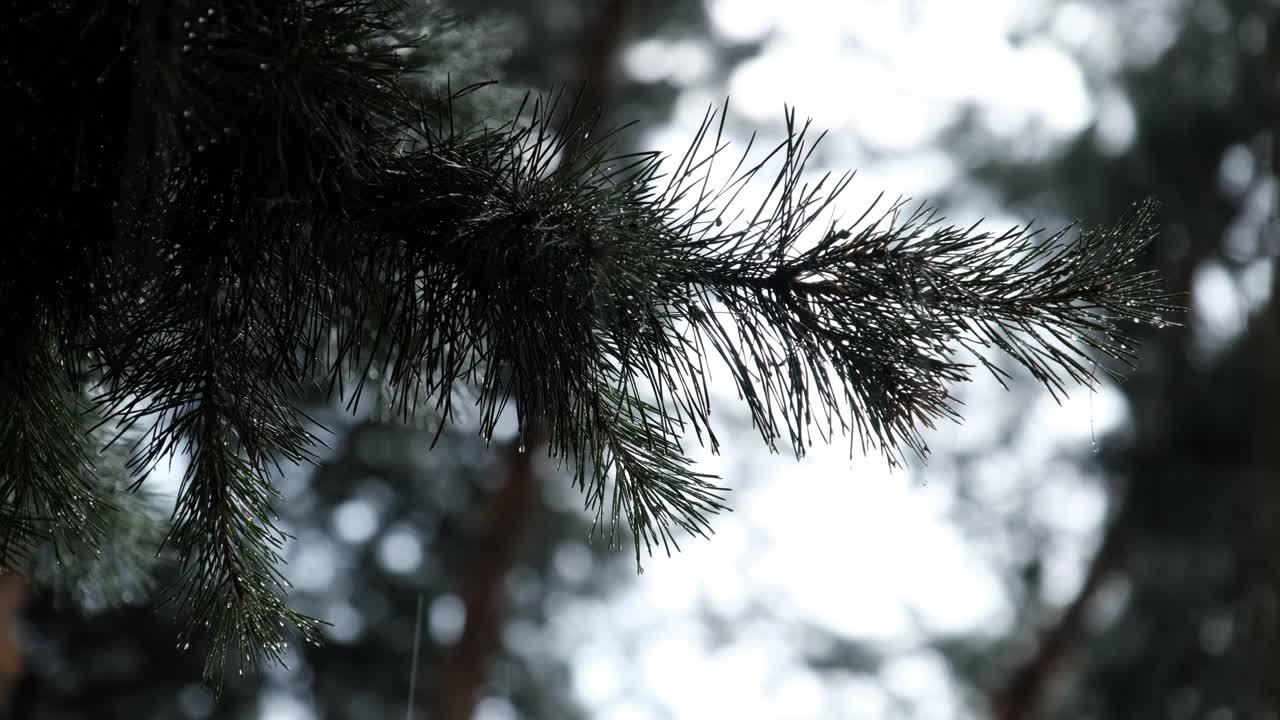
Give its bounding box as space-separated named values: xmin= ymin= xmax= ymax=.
xmin=0 ymin=572 xmax=25 ymax=717
xmin=1247 ymin=329 xmax=1280 ymax=708
xmin=429 ymin=436 xmax=541 ymax=720
xmin=1245 ymin=225 xmax=1280 ymax=710
xmin=1239 ymin=23 xmax=1280 ymax=713
xmin=992 ymin=506 xmax=1131 ymax=720
xmin=425 ymin=3 xmax=632 ymax=716
xmin=557 ymin=0 xmax=631 ymax=160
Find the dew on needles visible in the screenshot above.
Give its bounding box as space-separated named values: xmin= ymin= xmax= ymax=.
xmin=1 ymin=0 xmax=1176 ymax=695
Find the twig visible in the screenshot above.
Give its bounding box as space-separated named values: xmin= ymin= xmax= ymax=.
xmin=405 ymin=593 xmax=424 ymax=720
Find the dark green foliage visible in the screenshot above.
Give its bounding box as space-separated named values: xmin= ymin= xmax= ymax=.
xmin=13 ymin=418 xmax=604 ymax=719
xmin=25 ymin=475 xmax=165 ymax=614
xmin=0 ymin=344 xmax=106 ymax=563
xmin=1 ymin=0 xmax=1172 ymax=690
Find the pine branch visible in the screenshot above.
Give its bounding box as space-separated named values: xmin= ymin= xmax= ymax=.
xmin=671 ymin=110 xmax=1172 ymax=463
xmin=345 ymin=100 xmax=1173 ymax=561
xmin=25 ymin=478 xmax=166 ymax=613
xmin=578 ymin=386 xmax=729 ymax=567
xmin=94 ymin=243 xmax=325 ymax=691
xmin=0 ymin=339 xmax=108 ymax=566
xmin=4 ymin=0 xmax=1178 ymax=689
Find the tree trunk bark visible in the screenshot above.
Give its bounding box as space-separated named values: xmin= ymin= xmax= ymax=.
xmin=0 ymin=571 xmax=25 ymax=717
xmin=428 ymin=436 xmax=541 ymax=720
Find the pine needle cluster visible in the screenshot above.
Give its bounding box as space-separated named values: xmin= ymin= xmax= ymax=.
xmin=1 ymin=0 xmax=1174 ymax=688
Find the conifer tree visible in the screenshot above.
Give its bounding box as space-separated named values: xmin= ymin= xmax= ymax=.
xmin=1 ymin=0 xmax=1173 ymax=690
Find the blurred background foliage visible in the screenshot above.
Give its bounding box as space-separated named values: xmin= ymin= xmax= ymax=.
xmin=946 ymin=0 xmax=1280 ymax=716
xmin=9 ymin=0 xmax=1279 ymax=718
